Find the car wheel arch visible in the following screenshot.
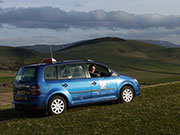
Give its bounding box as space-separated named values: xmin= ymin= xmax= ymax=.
xmin=118 ymin=83 xmax=135 ymax=97
xmin=46 ymin=93 xmax=69 ymax=112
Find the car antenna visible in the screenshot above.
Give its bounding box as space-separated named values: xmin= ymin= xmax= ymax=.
xmin=50 ymin=45 xmax=53 ymax=58
xmin=49 ymin=45 xmax=57 ymax=63
xmin=42 ymin=45 xmax=57 ymax=64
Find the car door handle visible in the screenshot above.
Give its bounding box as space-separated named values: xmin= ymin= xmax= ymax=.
xmin=62 ymin=83 xmax=68 ymax=87
xmin=91 ymin=82 xmax=97 ymax=85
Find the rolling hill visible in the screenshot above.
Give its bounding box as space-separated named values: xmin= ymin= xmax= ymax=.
xmin=53 ymin=38 xmax=180 ymax=72
xmin=139 ymin=40 xmax=180 ymax=48
xmin=52 ymin=38 xmax=180 ymax=83
xmin=1 ymin=37 xmax=180 ymax=83
xmin=19 ymin=37 xmax=125 ymax=53
xmin=0 ymin=46 xmax=42 ymax=70
xmin=19 ymin=38 xmax=180 ymax=54
xmin=20 ymin=44 xmax=73 ymax=53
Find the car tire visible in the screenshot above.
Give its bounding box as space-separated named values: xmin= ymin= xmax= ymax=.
xmin=120 ymin=86 xmax=134 ymax=103
xmin=48 ymin=95 xmax=67 ymax=115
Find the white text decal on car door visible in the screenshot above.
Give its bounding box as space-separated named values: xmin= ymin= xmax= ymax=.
xmin=100 ymin=81 xmax=106 ymax=89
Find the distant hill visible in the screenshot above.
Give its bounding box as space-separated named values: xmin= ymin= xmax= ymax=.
xmin=1 ymin=37 xmax=180 ymax=84
xmin=20 ymin=44 xmax=72 ymax=53
xmin=19 ymin=38 xmax=180 ymax=54
xmin=139 ymin=40 xmax=180 ymax=48
xmin=19 ymin=37 xmax=125 ymax=53
xmin=58 ymin=37 xmax=125 ymax=51
xmin=53 ymin=39 xmax=180 ymax=73
xmin=1 ymin=37 xmax=180 ymax=72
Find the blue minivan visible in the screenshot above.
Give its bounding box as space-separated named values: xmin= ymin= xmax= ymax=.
xmin=13 ymin=59 xmax=140 ymax=115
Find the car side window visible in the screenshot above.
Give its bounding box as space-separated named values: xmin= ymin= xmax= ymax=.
xmin=44 ymin=66 xmax=58 ymax=80
xmin=88 ymin=64 xmax=113 ymax=77
xmin=59 ymin=64 xmax=86 ymax=79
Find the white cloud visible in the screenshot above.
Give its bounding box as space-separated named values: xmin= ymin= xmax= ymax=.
xmin=1 ymin=7 xmax=180 ymax=30
xmin=1 ymin=7 xmax=180 ymax=45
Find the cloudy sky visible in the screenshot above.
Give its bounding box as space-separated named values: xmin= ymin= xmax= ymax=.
xmin=1 ymin=0 xmax=180 ymax=46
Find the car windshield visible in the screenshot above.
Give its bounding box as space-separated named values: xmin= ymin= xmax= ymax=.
xmin=15 ymin=67 xmax=36 ymax=83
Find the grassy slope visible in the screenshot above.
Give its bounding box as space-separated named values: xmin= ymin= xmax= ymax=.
xmin=52 ymin=40 xmax=180 ymax=83
xmin=0 ymin=46 xmax=41 ymax=92
xmin=0 ymin=82 xmax=180 ymax=135
xmin=1 ymin=39 xmax=180 ymax=86
xmin=0 ymin=46 xmax=43 ymax=70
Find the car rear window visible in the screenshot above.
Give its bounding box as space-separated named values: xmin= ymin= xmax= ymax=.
xmin=15 ymin=67 xmax=36 ymax=83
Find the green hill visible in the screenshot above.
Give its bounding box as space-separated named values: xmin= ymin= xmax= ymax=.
xmin=0 ymin=37 xmax=180 ymax=84
xmin=0 ymin=46 xmax=42 ymax=70
xmin=52 ymin=38 xmax=180 ymax=83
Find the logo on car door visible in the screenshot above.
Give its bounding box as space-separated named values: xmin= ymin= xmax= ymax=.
xmin=100 ymin=81 xmax=106 ymax=89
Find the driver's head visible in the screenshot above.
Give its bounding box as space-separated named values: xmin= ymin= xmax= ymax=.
xmin=89 ymin=65 xmax=95 ymax=73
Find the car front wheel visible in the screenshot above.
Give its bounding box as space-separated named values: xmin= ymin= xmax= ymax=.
xmin=48 ymin=95 xmax=67 ymax=115
xmin=120 ymin=86 xmax=134 ymax=103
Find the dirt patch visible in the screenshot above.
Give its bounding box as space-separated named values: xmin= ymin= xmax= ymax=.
xmin=0 ymin=92 xmax=13 ymax=105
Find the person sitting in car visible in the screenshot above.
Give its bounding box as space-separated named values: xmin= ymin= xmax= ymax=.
xmin=89 ymin=64 xmax=100 ymax=77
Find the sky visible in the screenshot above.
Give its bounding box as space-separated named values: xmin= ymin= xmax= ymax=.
xmin=1 ymin=0 xmax=180 ymax=46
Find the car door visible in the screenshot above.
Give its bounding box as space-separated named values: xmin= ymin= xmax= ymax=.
xmin=87 ymin=63 xmax=118 ymax=103
xmin=59 ymin=63 xmax=92 ymax=105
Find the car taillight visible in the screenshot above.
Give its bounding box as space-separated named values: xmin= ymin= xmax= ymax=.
xmin=31 ymin=85 xmax=41 ymax=95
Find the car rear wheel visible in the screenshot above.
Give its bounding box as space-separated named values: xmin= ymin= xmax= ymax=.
xmin=120 ymin=86 xmax=134 ymax=103
xmin=48 ymin=95 xmax=67 ymax=115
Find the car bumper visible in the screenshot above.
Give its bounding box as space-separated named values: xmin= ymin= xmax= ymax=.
xmin=12 ymin=101 xmax=46 ymax=111
xmin=135 ymin=84 xmax=140 ymax=96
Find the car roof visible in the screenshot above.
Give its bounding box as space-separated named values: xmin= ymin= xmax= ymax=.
xmin=22 ymin=59 xmax=102 ymax=68
xmin=52 ymin=60 xmax=102 ymax=66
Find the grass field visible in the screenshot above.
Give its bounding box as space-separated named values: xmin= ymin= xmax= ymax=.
xmin=0 ymin=76 xmax=14 ymax=93
xmin=0 ymin=70 xmax=16 ymax=92
xmin=0 ymin=77 xmax=14 ymax=85
xmin=0 ymin=82 xmax=180 ymax=135
xmin=120 ymin=69 xmax=180 ymax=84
